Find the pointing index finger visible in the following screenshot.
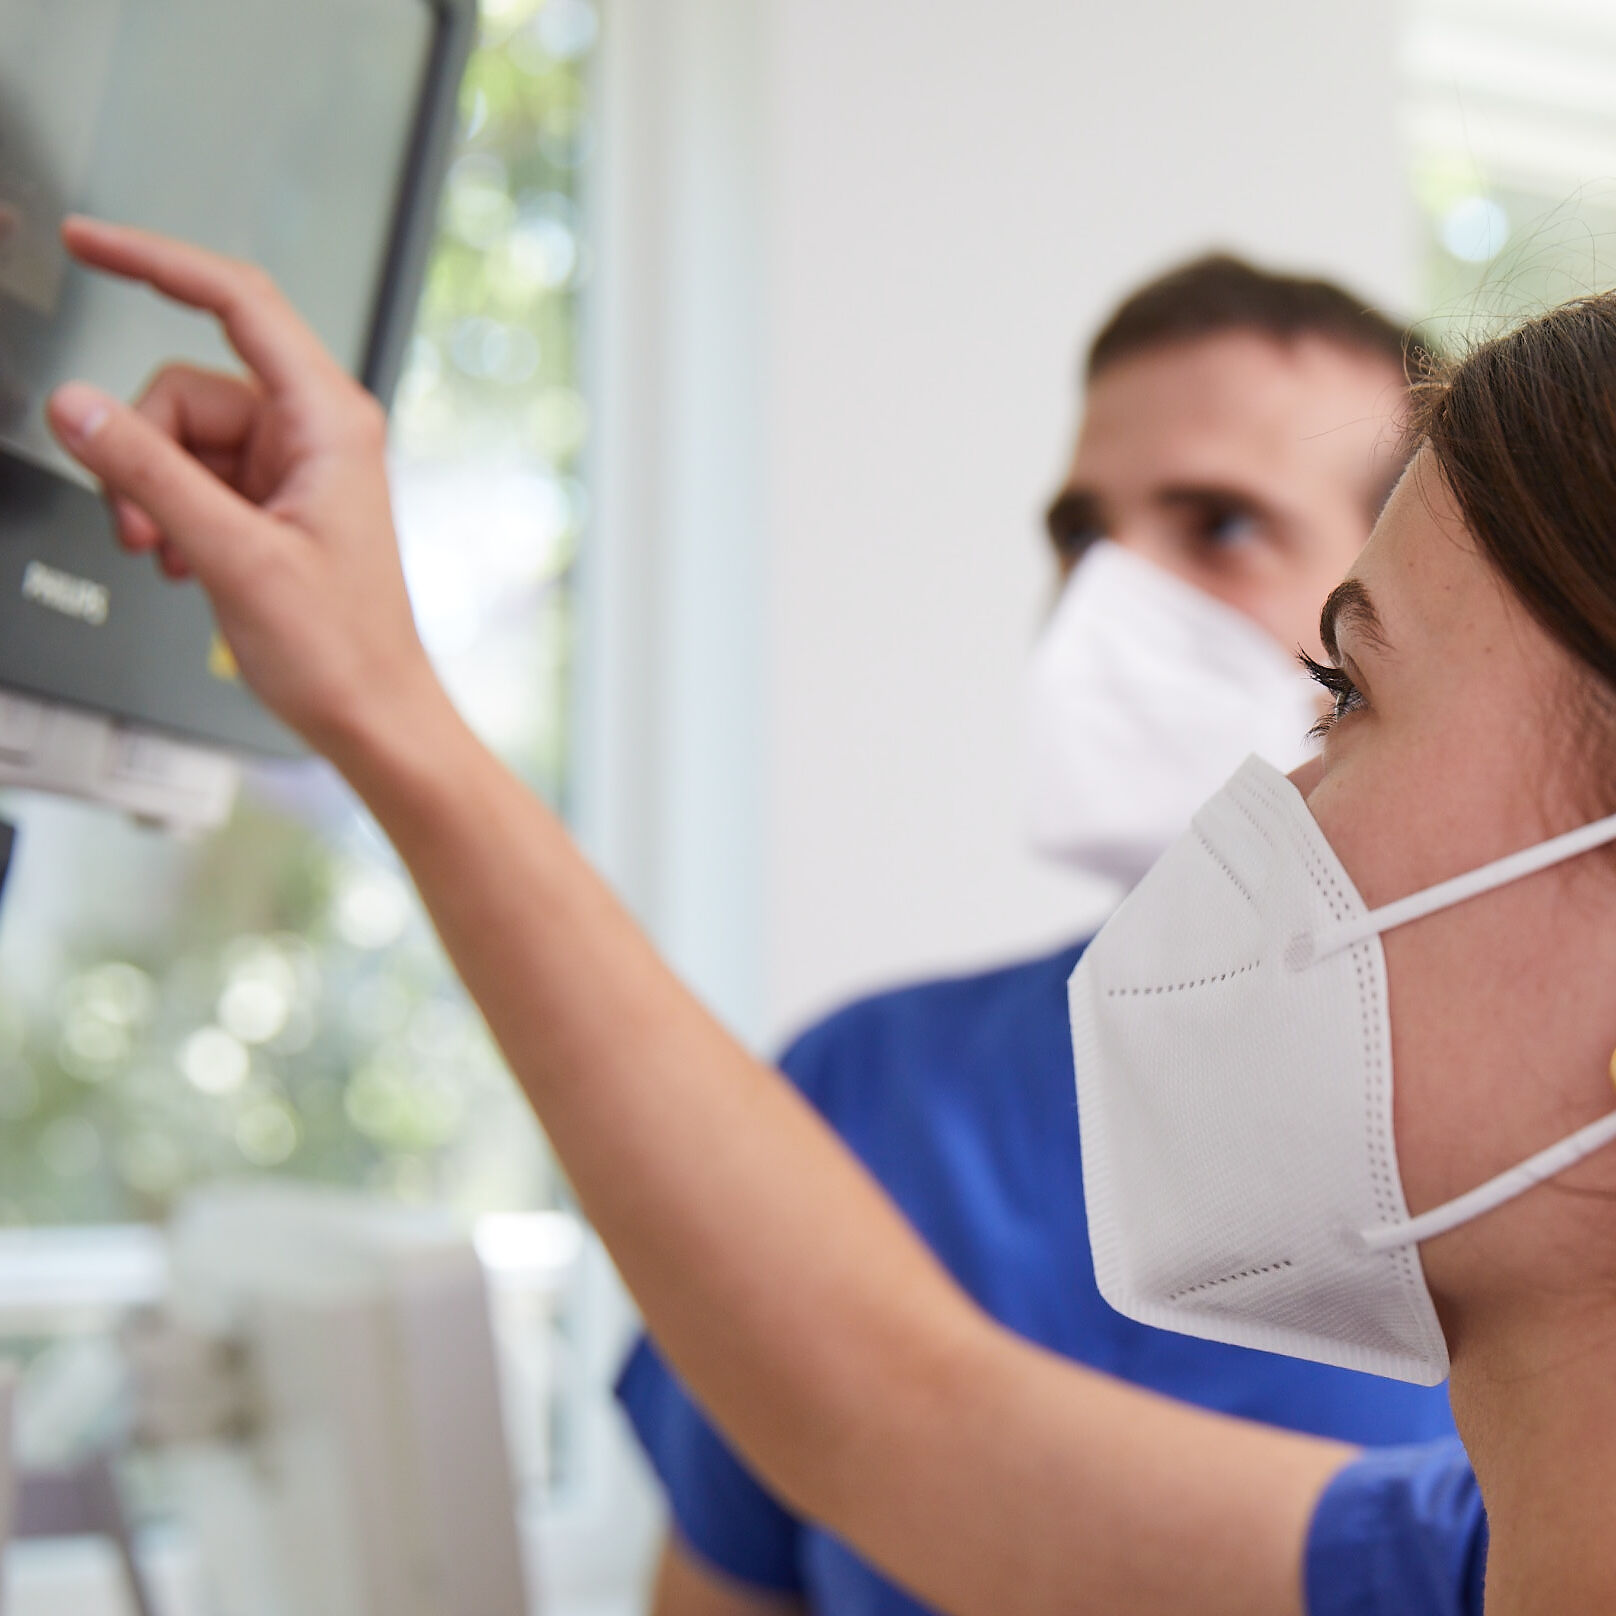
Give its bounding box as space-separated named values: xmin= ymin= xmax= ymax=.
xmin=60 ymin=216 xmax=348 ymax=404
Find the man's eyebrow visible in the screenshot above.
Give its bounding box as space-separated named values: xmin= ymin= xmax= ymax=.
xmin=1319 ymin=578 xmax=1388 ymax=663
xmin=1155 ymin=481 xmax=1268 ymax=513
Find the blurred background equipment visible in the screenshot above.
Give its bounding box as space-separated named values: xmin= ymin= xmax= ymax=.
xmin=4 ymin=1184 xmax=530 ymax=1616
xmin=11 ymin=1451 xmax=156 ymax=1616
xmin=0 ymin=695 xmax=237 ymax=837
xmin=143 ymin=1184 xmax=529 ymax=1616
xmin=0 ymin=1359 xmax=15 ymax=1596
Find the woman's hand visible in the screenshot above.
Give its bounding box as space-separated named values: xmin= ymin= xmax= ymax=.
xmin=45 ymin=216 xmax=442 ymax=759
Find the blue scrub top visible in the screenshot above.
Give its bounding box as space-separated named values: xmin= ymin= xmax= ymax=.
xmin=617 ymin=938 xmax=1460 ymax=1613
xmin=1307 ymin=1439 xmax=1486 ymax=1615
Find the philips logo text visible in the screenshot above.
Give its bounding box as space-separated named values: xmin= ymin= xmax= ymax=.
xmin=21 ymin=561 xmax=110 ymax=627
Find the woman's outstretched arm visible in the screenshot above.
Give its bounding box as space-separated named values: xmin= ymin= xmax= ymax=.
xmin=48 ymin=219 xmax=1353 ymax=1616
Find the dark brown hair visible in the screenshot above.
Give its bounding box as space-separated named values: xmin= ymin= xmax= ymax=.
xmin=1417 ymin=295 xmax=1616 ymax=706
xmin=1086 ymin=253 xmax=1429 ymax=383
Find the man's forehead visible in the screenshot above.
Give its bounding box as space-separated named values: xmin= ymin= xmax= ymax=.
xmin=1070 ymin=330 xmax=1407 ymax=477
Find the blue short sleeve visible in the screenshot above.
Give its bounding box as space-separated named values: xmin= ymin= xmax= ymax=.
xmin=1305 ymin=1439 xmax=1486 ymax=1616
xmin=616 ymin=1336 xmax=804 ymax=1592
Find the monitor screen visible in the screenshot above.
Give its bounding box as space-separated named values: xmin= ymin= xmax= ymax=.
xmin=0 ymin=0 xmax=470 ymax=757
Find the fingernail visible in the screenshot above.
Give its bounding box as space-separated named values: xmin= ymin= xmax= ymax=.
xmin=51 ymin=383 xmax=113 ymax=442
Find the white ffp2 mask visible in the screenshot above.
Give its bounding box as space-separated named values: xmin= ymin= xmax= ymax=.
xmin=1023 ymin=542 xmax=1322 ymax=887
xmin=1069 ymin=754 xmax=1616 ymax=1385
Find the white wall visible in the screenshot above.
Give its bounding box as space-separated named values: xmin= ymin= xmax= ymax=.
xmin=578 ymin=0 xmax=771 ymax=1046
xmin=581 ymin=0 xmax=1414 ymax=1049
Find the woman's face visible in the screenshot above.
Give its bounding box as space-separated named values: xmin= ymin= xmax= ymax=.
xmin=1295 ymin=449 xmax=1616 ymax=1357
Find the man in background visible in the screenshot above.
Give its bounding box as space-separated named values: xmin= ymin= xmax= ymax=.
xmin=617 ymin=256 xmax=1454 ymax=1616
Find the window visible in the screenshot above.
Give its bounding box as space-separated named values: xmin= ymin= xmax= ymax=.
xmin=1404 ymin=0 xmax=1616 ymax=332
xmin=0 ymin=16 xmax=645 ymax=1602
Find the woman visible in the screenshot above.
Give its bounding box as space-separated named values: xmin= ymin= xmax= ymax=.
xmin=46 ymin=217 xmax=1616 ymax=1613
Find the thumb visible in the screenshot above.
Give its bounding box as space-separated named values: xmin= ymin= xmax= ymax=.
xmin=48 ymin=381 xmax=268 ymax=592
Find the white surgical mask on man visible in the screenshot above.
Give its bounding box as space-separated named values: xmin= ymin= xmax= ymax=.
xmin=1068 ymin=753 xmax=1616 ymax=1385
xmin=1023 ymin=541 xmax=1322 ymax=887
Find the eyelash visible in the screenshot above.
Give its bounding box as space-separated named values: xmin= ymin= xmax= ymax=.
xmin=1299 ymin=651 xmax=1365 ymax=736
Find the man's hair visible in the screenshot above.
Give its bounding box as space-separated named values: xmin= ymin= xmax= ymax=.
xmin=1085 ymin=252 xmax=1431 ymax=383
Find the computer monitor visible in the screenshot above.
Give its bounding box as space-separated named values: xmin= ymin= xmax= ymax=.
xmin=0 ymin=0 xmax=475 ymax=762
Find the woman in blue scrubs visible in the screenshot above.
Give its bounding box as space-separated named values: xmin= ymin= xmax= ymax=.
xmin=60 ymin=218 xmax=1616 ymax=1616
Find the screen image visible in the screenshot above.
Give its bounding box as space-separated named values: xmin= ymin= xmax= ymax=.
xmin=0 ymin=0 xmax=436 ymax=487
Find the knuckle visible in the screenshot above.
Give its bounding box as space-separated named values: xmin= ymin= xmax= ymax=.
xmin=135 ymin=364 xmax=187 ymax=417
xmin=137 ymin=361 xmax=200 ymax=404
xmin=237 ymin=261 xmax=277 ymax=300
xmin=223 ymin=263 xmax=279 ymax=322
xmin=345 ymin=393 xmax=390 ymax=449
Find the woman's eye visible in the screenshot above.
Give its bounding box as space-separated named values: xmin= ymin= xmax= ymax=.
xmin=1299 ymin=651 xmax=1365 ymax=736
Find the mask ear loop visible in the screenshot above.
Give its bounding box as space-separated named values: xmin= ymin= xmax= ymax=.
xmin=1359 ymin=1092 xmax=1616 ymax=1253
xmin=1291 ymin=808 xmax=1616 ymax=970
xmin=1286 ymin=810 xmax=1616 ymax=1253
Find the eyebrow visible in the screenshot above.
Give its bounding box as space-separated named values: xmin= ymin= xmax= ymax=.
xmin=1319 ymin=578 xmax=1388 ymax=663
xmin=1156 ymin=481 xmax=1269 ymax=515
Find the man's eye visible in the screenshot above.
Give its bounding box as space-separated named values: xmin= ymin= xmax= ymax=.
xmin=1201 ymin=506 xmax=1262 ymax=548
xmin=1299 ymin=651 xmax=1365 ymax=736
xmin=1049 ymin=518 xmax=1104 ymax=561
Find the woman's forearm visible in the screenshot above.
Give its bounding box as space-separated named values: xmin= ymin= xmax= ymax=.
xmin=339 ymin=689 xmax=1351 ymax=1616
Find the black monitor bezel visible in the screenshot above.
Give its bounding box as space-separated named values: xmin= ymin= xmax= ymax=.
xmin=0 ymin=0 xmax=479 ymax=761
xmin=361 ymin=0 xmax=478 ymax=408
